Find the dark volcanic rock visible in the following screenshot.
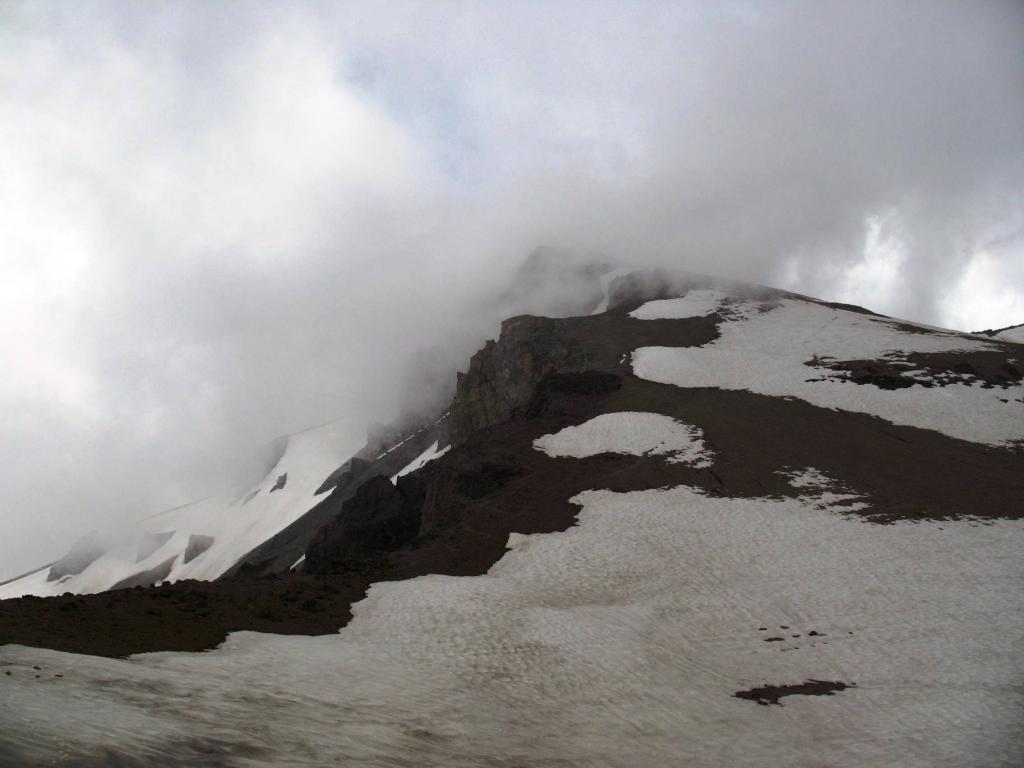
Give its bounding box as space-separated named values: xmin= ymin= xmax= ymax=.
xmin=448 ymin=306 xmax=721 ymax=445
xmin=734 ymin=679 xmax=855 ymax=706
xmin=305 ymin=475 xmax=424 ymax=574
xmin=46 ymin=533 xmax=106 ymax=582
xmin=315 ymin=457 xmax=369 ymax=496
xmin=228 ymin=420 xmax=447 ymax=577
xmin=455 ymin=461 xmax=523 ymax=499
xmin=812 ymin=349 xmax=1024 ymax=390
xmin=0 ymin=573 xmax=369 ymax=657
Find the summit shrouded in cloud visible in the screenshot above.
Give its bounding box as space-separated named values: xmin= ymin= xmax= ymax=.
xmin=2 ymin=0 xmax=1023 ymax=579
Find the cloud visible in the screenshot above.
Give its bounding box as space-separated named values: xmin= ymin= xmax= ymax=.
xmin=1 ymin=0 xmax=1022 ymax=578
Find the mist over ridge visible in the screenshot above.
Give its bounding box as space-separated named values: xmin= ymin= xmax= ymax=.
xmin=2 ymin=0 xmax=1023 ymax=578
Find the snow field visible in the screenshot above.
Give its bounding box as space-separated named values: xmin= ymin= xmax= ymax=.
xmin=4 ymin=482 xmax=1022 ymax=767
xmin=631 ymin=297 xmax=1024 ymax=446
xmin=995 ymin=325 xmax=1024 ymax=344
xmin=628 ymin=289 xmax=736 ymax=320
xmin=533 ymin=411 xmax=714 ymax=467
xmin=0 ymin=419 xmax=362 ymax=598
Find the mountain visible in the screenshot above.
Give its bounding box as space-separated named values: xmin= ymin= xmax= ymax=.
xmin=2 ymin=260 xmax=1023 ymax=767
xmin=975 ymin=322 xmax=1024 ymax=345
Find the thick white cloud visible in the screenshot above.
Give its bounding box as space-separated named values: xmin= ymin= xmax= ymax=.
xmin=1 ymin=0 xmax=1022 ymax=578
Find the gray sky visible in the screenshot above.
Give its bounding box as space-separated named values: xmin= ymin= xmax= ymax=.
xmin=2 ymin=0 xmax=1022 ymax=579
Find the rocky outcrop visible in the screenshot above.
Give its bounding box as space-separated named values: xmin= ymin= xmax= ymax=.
xmin=449 ymin=315 xmax=591 ymax=445
xmin=447 ymin=297 xmax=724 ymax=445
xmin=304 ymin=475 xmax=426 ymax=574
xmin=226 ymin=419 xmax=448 ymax=577
xmin=314 ymin=457 xmax=368 ymax=496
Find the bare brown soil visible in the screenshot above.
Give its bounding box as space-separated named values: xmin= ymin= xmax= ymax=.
xmin=734 ymin=679 xmax=855 ymax=706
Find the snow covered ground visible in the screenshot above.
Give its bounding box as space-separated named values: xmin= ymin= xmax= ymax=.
xmin=0 ymin=419 xmax=362 ymax=599
xmin=533 ymin=411 xmax=714 ymax=467
xmin=995 ymin=325 xmax=1024 ymax=344
xmin=3 ymin=474 xmax=1022 ymax=766
xmin=390 ymin=440 xmax=451 ymax=482
xmin=3 ymin=283 xmax=1022 ymax=765
xmin=631 ymin=293 xmax=1024 ymax=446
xmin=628 ymin=289 xmax=738 ymax=320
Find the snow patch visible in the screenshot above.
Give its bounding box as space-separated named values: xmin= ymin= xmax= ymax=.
xmin=628 ymin=289 xmax=730 ymax=320
xmin=781 ymin=467 xmax=836 ymax=490
xmin=632 ymin=298 xmax=1023 ymax=446
xmin=4 ymin=484 xmax=1023 ymax=766
xmin=390 ymin=441 xmax=451 ymax=482
xmin=533 ymin=412 xmax=714 ymax=467
xmin=995 ymin=325 xmax=1024 ymax=344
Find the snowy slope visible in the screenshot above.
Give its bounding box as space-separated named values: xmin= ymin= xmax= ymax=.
xmin=390 ymin=440 xmax=450 ymax=482
xmin=0 ymin=419 xmax=361 ymax=599
xmin=632 ymin=292 xmax=1024 ymax=446
xmin=2 ymin=270 xmax=1022 ymax=766
xmin=995 ymin=324 xmax=1024 ymax=344
xmin=4 ymin=465 xmax=1022 ymax=766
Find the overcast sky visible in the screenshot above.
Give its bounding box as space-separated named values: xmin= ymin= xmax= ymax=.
xmin=2 ymin=0 xmax=1022 ymax=579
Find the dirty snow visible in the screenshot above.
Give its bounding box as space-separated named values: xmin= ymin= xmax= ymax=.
xmin=632 ymin=298 xmax=1024 ymax=446
xmin=533 ymin=412 xmax=713 ymax=467
xmin=0 ymin=419 xmax=361 ymax=599
xmin=3 ymin=482 xmax=1022 ymax=766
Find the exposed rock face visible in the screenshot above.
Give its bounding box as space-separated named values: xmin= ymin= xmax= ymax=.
xmin=229 ymin=419 xmax=448 ymax=577
xmin=304 ymin=475 xmax=426 ymax=574
xmin=314 ymin=457 xmax=368 ymax=496
xmin=183 ymin=535 xmax=215 ymax=564
xmin=47 ymin=533 xmax=107 ymax=582
xmin=448 ymin=306 xmax=722 ymax=446
xmin=449 ymin=315 xmax=590 ymax=446
xmin=270 ymin=473 xmax=288 ymax=493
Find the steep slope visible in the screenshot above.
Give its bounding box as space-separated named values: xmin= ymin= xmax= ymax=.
xmin=2 ymin=268 xmax=1023 ymax=767
xmin=0 ymin=420 xmax=362 ymax=599
xmin=0 ymin=248 xmax=614 ymax=599
xmin=976 ymin=322 xmax=1024 ymax=345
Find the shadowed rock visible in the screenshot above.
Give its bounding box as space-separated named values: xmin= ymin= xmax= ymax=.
xmin=305 ymin=475 xmax=425 ymax=574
